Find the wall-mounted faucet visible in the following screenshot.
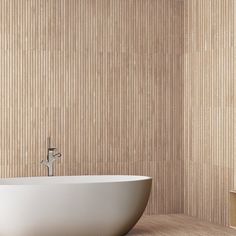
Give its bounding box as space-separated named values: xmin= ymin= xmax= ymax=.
xmin=41 ymin=137 xmax=62 ymax=176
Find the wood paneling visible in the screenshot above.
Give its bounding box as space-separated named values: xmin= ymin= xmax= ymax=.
xmin=0 ymin=0 xmax=184 ymax=215
xmin=183 ymin=0 xmax=235 ymax=226
xmin=1 ymin=0 xmax=235 ymax=226
xmin=1 ymin=0 xmax=234 ymax=226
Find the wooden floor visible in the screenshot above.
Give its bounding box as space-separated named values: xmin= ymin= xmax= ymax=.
xmin=128 ymin=214 xmax=236 ymax=236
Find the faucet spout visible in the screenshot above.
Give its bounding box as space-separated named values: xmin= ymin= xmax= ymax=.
xmin=40 ymin=160 xmax=50 ymax=168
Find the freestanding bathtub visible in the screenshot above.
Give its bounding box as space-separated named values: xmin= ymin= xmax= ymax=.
xmin=0 ymin=175 xmax=152 ymax=236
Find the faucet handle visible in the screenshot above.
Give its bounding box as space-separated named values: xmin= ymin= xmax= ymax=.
xmin=53 ymin=152 xmax=62 ymax=159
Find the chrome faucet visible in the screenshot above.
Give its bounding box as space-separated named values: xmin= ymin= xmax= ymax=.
xmin=41 ymin=137 xmax=62 ymax=176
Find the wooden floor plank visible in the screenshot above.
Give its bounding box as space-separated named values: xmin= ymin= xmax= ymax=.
xmin=128 ymin=214 xmax=236 ymax=236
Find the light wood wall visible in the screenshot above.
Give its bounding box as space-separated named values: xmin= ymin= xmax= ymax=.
xmin=0 ymin=0 xmax=184 ymax=215
xmin=183 ymin=0 xmax=235 ymax=225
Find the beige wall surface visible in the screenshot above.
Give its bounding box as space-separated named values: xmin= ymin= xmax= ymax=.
xmin=183 ymin=0 xmax=235 ymax=226
xmin=0 ymin=0 xmax=184 ymax=215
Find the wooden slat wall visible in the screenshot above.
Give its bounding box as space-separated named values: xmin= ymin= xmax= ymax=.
xmin=183 ymin=0 xmax=235 ymax=225
xmin=0 ymin=0 xmax=184 ymax=215
xmin=2 ymin=0 xmax=234 ymax=225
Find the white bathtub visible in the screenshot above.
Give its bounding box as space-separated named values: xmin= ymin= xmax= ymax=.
xmin=0 ymin=175 xmax=152 ymax=236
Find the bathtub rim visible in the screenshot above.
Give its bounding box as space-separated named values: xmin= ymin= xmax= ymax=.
xmin=0 ymin=175 xmax=152 ymax=185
